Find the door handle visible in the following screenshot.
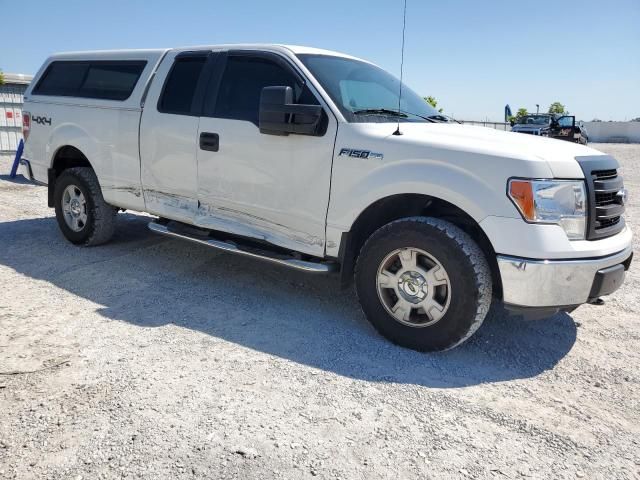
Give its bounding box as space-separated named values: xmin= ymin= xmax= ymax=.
xmin=199 ymin=132 xmax=219 ymax=152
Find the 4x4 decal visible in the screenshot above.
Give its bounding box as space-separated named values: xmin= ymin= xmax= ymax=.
xmin=32 ymin=115 xmax=52 ymax=126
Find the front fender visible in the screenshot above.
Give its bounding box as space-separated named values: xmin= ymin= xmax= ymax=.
xmin=328 ymin=158 xmax=521 ymax=232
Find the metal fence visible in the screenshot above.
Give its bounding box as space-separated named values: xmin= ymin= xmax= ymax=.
xmin=0 ymin=74 xmax=32 ymax=154
xmin=459 ymin=120 xmax=512 ymax=131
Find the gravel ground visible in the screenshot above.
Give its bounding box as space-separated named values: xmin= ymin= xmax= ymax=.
xmin=0 ymin=144 xmax=638 ymax=480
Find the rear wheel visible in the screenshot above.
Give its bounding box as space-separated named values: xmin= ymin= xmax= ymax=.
xmin=54 ymin=167 xmax=117 ymax=246
xmin=355 ymin=217 xmax=492 ymax=352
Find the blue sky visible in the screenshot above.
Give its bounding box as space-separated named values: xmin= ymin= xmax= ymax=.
xmin=2 ymin=0 xmax=638 ymax=121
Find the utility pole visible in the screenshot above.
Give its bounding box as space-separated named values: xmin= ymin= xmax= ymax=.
xmin=536 ymin=104 xmax=540 ymax=114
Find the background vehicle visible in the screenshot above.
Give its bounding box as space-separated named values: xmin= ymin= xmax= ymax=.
xmin=511 ymin=114 xmax=589 ymax=144
xmin=575 ymin=120 xmax=589 ymax=145
xmin=20 ymin=45 xmax=632 ymax=352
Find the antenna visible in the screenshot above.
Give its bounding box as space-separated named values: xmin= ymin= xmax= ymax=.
xmin=393 ymin=0 xmax=408 ymax=136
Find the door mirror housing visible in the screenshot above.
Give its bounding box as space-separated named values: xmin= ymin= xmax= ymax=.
xmin=259 ymin=86 xmax=324 ymax=136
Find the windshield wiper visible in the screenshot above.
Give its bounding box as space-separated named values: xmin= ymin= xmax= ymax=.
xmin=352 ymin=108 xmax=408 ymax=118
xmin=351 ymin=108 xmax=458 ymax=124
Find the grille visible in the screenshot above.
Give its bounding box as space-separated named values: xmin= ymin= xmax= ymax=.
xmin=597 ymin=217 xmax=621 ymax=229
xmin=593 ymin=169 xmax=617 ymax=180
xmin=591 ymin=168 xmax=624 ymax=236
xmin=595 ymin=191 xmax=617 ymax=206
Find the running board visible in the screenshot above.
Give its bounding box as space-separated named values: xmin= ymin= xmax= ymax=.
xmin=148 ymin=221 xmax=336 ymax=273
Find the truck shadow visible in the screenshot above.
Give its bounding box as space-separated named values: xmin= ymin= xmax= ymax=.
xmin=0 ymin=174 xmax=33 ymax=185
xmin=0 ymin=213 xmax=578 ymax=387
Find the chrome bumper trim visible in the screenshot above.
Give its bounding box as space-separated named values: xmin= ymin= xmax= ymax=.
xmin=497 ymin=245 xmax=633 ymax=307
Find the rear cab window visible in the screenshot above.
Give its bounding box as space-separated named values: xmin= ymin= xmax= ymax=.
xmin=33 ymin=61 xmax=147 ymax=101
xmin=157 ymin=54 xmax=208 ymax=115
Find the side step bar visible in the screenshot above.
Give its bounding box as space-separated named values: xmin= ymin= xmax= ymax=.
xmin=148 ymin=221 xmax=336 ymax=273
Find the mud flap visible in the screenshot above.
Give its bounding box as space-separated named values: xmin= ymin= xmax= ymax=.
xmin=47 ymin=168 xmax=56 ymax=208
xmin=338 ymin=231 xmax=355 ymax=289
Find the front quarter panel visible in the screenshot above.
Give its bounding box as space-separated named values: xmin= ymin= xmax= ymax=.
xmin=326 ymin=123 xmax=553 ymax=256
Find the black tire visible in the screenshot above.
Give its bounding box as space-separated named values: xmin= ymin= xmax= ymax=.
xmin=355 ymin=217 xmax=492 ymax=352
xmin=53 ymin=167 xmax=117 ymax=246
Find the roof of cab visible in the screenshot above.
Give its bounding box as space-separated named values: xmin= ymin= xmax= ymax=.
xmin=173 ymin=44 xmax=365 ymax=61
xmin=47 ymin=44 xmax=365 ymax=62
xmin=48 ymin=49 xmax=168 ymax=60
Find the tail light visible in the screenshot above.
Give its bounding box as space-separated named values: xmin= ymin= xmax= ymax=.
xmin=22 ymin=111 xmax=31 ymax=141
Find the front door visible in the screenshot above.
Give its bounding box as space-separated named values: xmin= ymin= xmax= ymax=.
xmin=194 ymin=51 xmax=337 ymax=256
xmin=549 ymin=115 xmax=576 ymax=142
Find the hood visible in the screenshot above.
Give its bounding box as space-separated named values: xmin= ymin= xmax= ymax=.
xmin=374 ymin=122 xmax=603 ymax=178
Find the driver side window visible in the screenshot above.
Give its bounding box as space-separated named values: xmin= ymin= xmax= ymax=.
xmin=557 ymin=117 xmax=574 ymax=128
xmin=213 ymin=55 xmax=318 ymax=125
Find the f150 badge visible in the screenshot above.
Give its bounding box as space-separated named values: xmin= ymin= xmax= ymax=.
xmin=339 ymin=148 xmax=384 ymax=160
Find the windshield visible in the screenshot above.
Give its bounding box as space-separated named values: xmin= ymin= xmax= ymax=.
xmin=518 ymin=115 xmax=551 ymax=126
xmin=297 ymin=54 xmax=442 ymax=123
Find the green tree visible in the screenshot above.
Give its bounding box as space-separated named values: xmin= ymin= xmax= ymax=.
xmin=424 ymin=96 xmax=443 ymax=113
xmin=0 ymin=70 xmax=4 ymax=85
xmin=548 ymin=102 xmax=567 ymax=114
xmin=508 ymin=107 xmax=528 ymax=124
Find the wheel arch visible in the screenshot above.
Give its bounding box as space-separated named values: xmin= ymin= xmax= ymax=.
xmin=45 ymin=121 xmax=101 ymax=207
xmin=47 ymin=145 xmax=94 ymax=207
xmin=338 ymin=193 xmax=502 ymax=299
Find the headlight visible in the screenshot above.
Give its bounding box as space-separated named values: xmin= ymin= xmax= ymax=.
xmin=508 ymin=179 xmax=587 ymax=240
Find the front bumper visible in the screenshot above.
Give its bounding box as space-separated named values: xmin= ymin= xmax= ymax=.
xmin=511 ymin=128 xmax=546 ymax=136
xmin=498 ymin=245 xmax=633 ymax=307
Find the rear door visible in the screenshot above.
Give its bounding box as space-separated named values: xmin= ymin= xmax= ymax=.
xmin=140 ymin=51 xmax=213 ymax=222
xmin=194 ymin=51 xmax=337 ymax=256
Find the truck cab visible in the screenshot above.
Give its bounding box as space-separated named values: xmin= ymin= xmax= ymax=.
xmin=20 ymin=45 xmax=632 ymax=352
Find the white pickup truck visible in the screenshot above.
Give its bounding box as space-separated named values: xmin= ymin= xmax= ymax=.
xmin=20 ymin=44 xmax=632 ymax=351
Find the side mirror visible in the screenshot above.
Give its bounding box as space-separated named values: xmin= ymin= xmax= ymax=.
xmin=259 ymin=86 xmax=323 ymax=136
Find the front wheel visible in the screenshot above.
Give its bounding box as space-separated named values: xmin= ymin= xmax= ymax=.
xmin=355 ymin=217 xmax=492 ymax=352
